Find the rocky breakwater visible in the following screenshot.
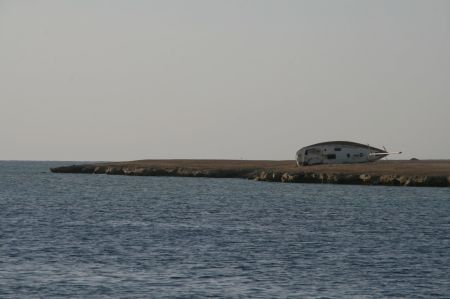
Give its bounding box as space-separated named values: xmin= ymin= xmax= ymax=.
xmin=50 ymin=159 xmax=450 ymax=187
xmin=254 ymin=171 xmax=450 ymax=187
xmin=50 ymin=162 xmax=260 ymax=179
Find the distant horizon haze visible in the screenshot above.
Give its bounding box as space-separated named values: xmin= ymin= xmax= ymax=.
xmin=1 ymin=1 xmax=449 ymax=161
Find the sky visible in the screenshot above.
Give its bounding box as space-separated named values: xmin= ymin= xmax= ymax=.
xmin=1 ymin=0 xmax=449 ymax=161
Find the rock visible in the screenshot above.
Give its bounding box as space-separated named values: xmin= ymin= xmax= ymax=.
xmin=424 ymin=176 xmax=448 ymax=187
xmin=281 ymin=173 xmax=294 ymax=183
xmin=408 ymin=176 xmax=426 ymax=186
xmin=359 ymin=174 xmax=372 ymax=184
xmin=325 ymin=174 xmax=338 ymax=184
xmin=342 ymin=174 xmax=360 ymax=184
xmin=192 ymin=170 xmax=209 ymax=177
xmin=271 ymin=172 xmax=282 ymax=182
xmin=122 ymin=168 xmax=137 ymax=175
xmin=404 ymin=177 xmax=414 ymax=186
xmin=398 ymin=176 xmax=409 ymax=186
xmin=94 ymin=166 xmax=107 ymax=174
xmin=298 ymin=172 xmax=318 ymax=183
xmin=50 ymin=164 xmax=95 ymax=174
xmin=256 ymin=171 xmax=270 ymax=181
xmin=131 ymin=168 xmax=147 ymax=176
xmin=401 ymin=176 xmax=449 ymax=187
xmin=379 ymin=175 xmax=401 ymax=186
xmin=329 ymin=174 xmax=360 ymax=185
xmin=105 ymin=167 xmax=124 ymax=175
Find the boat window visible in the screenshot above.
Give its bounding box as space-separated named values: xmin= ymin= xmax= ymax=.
xmin=347 ymin=153 xmax=350 ymax=158
xmin=360 ymin=153 xmax=363 ymax=157
xmin=327 ymin=154 xmax=336 ymax=159
xmin=334 ymin=147 xmax=341 ymax=151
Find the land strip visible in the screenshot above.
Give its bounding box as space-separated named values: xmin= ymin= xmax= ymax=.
xmin=50 ymin=159 xmax=450 ymax=187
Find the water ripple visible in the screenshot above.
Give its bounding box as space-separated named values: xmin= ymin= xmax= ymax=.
xmin=0 ymin=161 xmax=449 ymax=298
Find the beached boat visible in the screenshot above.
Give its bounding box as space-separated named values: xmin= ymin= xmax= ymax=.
xmin=296 ymin=141 xmax=400 ymax=166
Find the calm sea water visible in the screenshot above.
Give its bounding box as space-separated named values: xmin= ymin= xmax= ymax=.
xmin=0 ymin=161 xmax=449 ymax=298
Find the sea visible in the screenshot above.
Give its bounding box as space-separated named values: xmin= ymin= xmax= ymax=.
xmin=0 ymin=161 xmax=449 ymax=298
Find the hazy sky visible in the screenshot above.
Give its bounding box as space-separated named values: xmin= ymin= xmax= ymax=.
xmin=1 ymin=0 xmax=449 ymax=161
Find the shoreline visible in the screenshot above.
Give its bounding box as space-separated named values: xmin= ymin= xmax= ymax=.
xmin=50 ymin=159 xmax=450 ymax=187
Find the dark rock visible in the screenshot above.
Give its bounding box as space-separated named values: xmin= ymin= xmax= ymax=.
xmin=94 ymin=166 xmax=107 ymax=174
xmin=50 ymin=164 xmax=94 ymax=173
xmin=379 ymin=175 xmax=401 ymax=186
xmin=256 ymin=171 xmax=270 ymax=181
xmin=105 ymin=167 xmax=124 ymax=175
xmin=271 ymin=172 xmax=283 ymax=182
xmin=340 ymin=174 xmax=360 ymax=185
xmin=424 ymin=176 xmax=449 ymax=187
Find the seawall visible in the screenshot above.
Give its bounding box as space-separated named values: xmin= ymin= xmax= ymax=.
xmin=50 ymin=159 xmax=450 ymax=187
